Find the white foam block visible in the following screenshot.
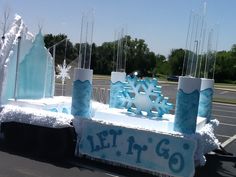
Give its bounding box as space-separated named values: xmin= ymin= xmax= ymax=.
xmin=91 ymin=102 xmax=206 ymax=133
xmin=73 ymin=68 xmax=93 ymax=84
xmin=200 ymin=78 xmax=214 ymax=91
xmin=178 ymin=76 xmax=201 ymax=93
xmin=111 ymin=71 xmax=126 ymax=83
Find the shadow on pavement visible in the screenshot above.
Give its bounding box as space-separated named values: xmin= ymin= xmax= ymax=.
xmin=195 ymin=141 xmax=236 ymax=177
xmin=195 ymin=155 xmax=235 ymax=177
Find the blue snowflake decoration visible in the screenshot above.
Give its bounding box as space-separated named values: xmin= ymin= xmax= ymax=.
xmin=120 ymin=76 xmax=173 ymax=118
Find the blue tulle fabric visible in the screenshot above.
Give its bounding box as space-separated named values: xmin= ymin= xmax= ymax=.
xmin=198 ymin=88 xmax=213 ymax=122
xmin=71 ymin=80 xmax=92 ymax=118
xmin=109 ymin=81 xmax=124 ymax=108
xmin=174 ymin=89 xmax=200 ymax=134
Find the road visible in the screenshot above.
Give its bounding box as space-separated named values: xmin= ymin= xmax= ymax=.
xmin=212 ymin=103 xmax=236 ymax=143
xmin=0 ymin=149 xmax=158 ymax=177
xmin=0 ymin=147 xmax=124 ymax=177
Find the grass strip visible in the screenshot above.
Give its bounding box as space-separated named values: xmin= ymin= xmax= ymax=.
xmin=213 ymin=97 xmax=236 ymax=105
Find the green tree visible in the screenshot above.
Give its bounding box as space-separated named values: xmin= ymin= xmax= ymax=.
xmin=44 ymin=34 xmax=77 ymax=66
xmin=168 ymin=49 xmax=185 ymax=76
xmin=93 ymin=42 xmax=114 ymax=74
xmin=214 ymin=46 xmax=236 ymax=83
xmin=155 ymin=54 xmax=170 ymax=76
xmin=126 ymin=36 xmax=155 ymax=76
xmin=230 ymin=44 xmax=236 ymax=55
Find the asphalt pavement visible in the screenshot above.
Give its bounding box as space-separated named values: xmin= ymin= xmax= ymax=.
xmin=0 ymin=134 xmax=235 ymax=177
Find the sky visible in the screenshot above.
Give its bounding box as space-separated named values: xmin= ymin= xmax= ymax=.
xmin=0 ymin=0 xmax=236 ymax=57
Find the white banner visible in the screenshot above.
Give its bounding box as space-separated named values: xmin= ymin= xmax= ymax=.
xmin=77 ymin=120 xmax=196 ymax=177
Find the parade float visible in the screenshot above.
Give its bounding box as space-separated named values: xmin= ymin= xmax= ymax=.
xmin=0 ymin=7 xmax=221 ymax=177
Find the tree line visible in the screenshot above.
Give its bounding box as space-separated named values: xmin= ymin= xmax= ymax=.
xmin=44 ymin=34 xmax=236 ymax=84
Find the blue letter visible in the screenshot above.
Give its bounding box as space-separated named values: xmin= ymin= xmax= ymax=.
xmin=169 ymin=152 xmax=184 ymax=173
xmin=96 ymin=130 xmax=110 ymax=150
xmin=87 ymin=135 xmax=99 ymax=152
xmin=109 ymin=129 xmax=122 ymax=147
xmin=133 ymin=144 xmax=148 ymax=163
xmin=156 ymin=139 xmax=170 ymax=159
xmin=127 ymin=136 xmax=135 ymax=155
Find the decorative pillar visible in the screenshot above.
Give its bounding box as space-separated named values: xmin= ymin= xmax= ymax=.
xmin=71 ymin=68 xmax=93 ymax=118
xmin=198 ymin=78 xmax=214 ymax=123
xmin=109 ymin=71 xmax=126 ymax=108
xmin=174 ymin=76 xmax=201 ymax=134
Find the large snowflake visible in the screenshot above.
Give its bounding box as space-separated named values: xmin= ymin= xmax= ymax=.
xmin=56 ymin=59 xmax=71 ymax=84
xmin=120 ymin=76 xmax=173 ymax=118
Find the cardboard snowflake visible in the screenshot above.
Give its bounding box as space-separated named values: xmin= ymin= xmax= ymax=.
xmin=120 ymin=76 xmax=173 ymax=118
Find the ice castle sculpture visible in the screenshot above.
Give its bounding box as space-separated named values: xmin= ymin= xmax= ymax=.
xmin=0 ymin=15 xmax=54 ymax=105
xmin=18 ymin=30 xmax=54 ymax=98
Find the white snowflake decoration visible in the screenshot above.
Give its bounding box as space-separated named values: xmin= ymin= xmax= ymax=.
xmin=56 ymin=59 xmax=71 ymax=84
xmin=120 ymin=76 xmax=173 ymax=118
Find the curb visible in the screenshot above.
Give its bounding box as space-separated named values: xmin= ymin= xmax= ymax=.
xmin=214 ymin=88 xmax=236 ymax=92
xmin=213 ymin=102 xmax=236 ymax=106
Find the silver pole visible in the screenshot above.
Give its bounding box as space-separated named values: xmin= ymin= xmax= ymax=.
xmin=62 ymin=82 xmax=64 ymax=96
xmin=119 ymin=28 xmax=124 ymax=71
xmin=186 ymin=13 xmax=196 ymax=76
xmin=182 ymin=11 xmax=193 ymax=76
xmin=198 ymin=23 xmax=207 ymax=78
xmin=116 ymin=32 xmax=120 ymax=71
xmin=190 ymin=14 xmax=200 ymax=77
xmin=14 ymin=36 xmax=21 ymax=101
xmin=83 ymin=20 xmax=89 ymax=69
xmin=194 ymin=40 xmax=199 ymax=77
xmin=124 ymin=33 xmax=128 ymax=72
xmin=195 ymin=16 xmax=203 ymax=77
xmin=47 ymin=38 xmax=66 ymax=97
xmin=197 ymin=1 xmax=207 ymax=77
xmin=64 ymin=39 xmax=68 ymax=60
xmin=88 ymin=14 xmax=94 ymax=69
xmin=53 ymin=45 xmax=56 ymax=66
xmin=213 ymin=24 xmax=219 ymax=79
xmin=204 ymin=29 xmax=213 ymax=78
xmin=43 ymin=51 xmax=49 ymax=98
xmin=78 ymin=15 xmax=84 ymax=68
xmin=113 ymin=30 xmax=117 ymax=71
xmin=50 ymin=45 xmax=56 ymax=96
